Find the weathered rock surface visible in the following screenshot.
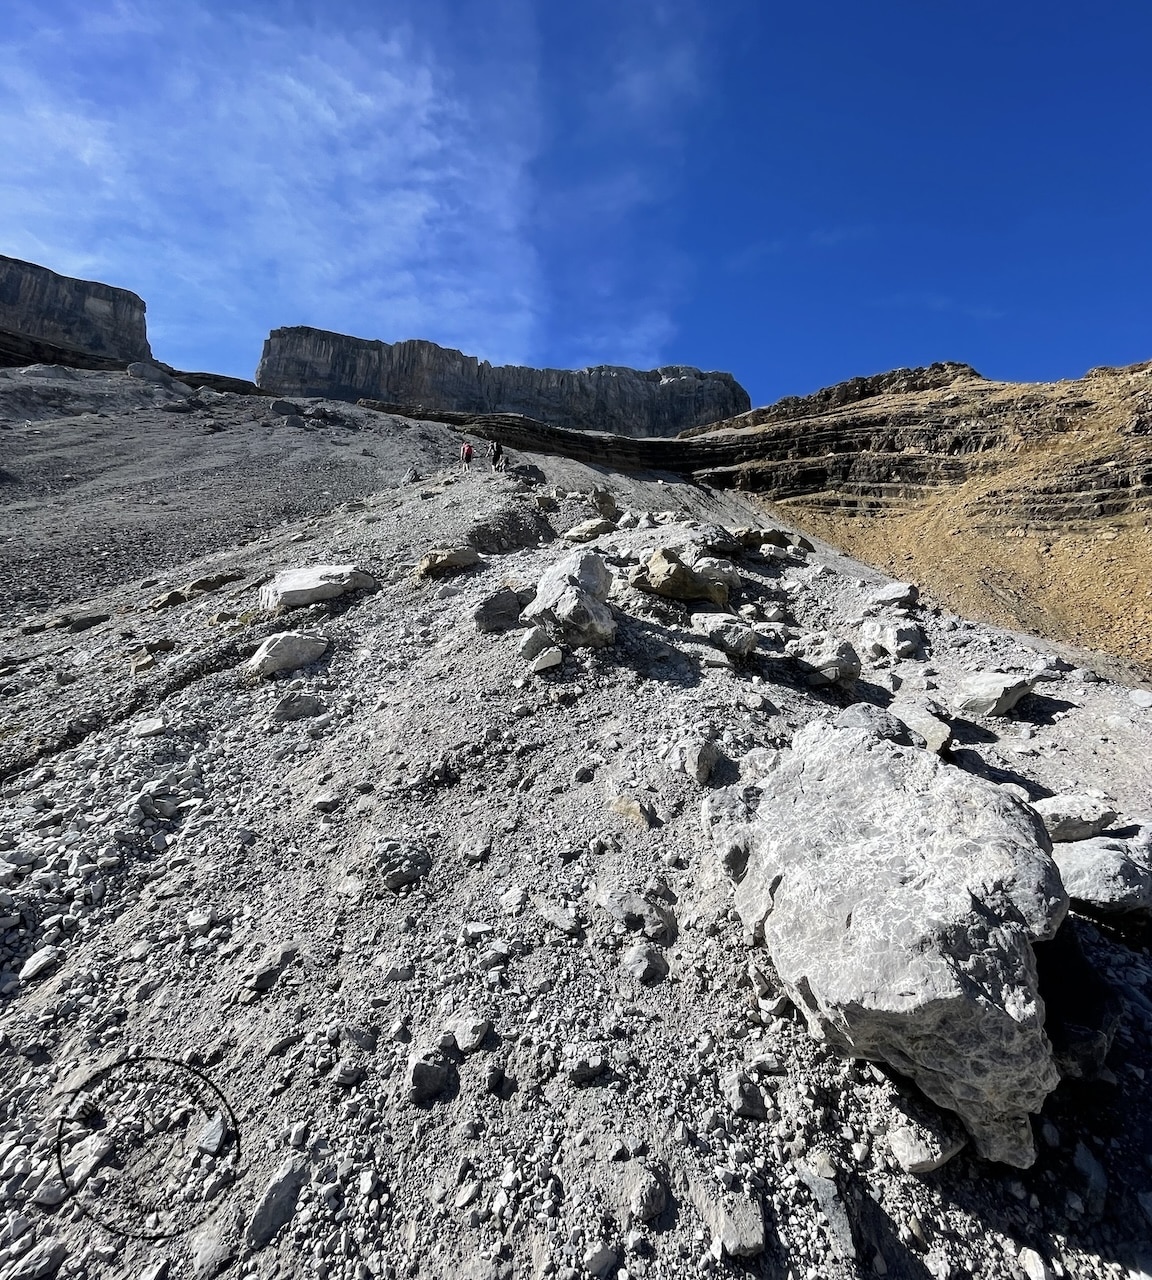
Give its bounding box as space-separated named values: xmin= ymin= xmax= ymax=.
xmin=691 ymin=612 xmax=757 ymax=657
xmin=723 ymin=720 xmax=1068 ymax=1166
xmin=256 ymin=328 xmax=749 ymax=437
xmin=521 ymin=550 xmax=615 ymax=647
xmin=1 ymin=254 xmax=152 ymax=365
xmin=259 ymin=564 xmax=376 ymax=610
xmin=247 ymin=631 xmax=329 ymax=676
xmin=790 ymin=634 xmax=861 ymax=689
xmin=1051 ymin=836 xmax=1152 ymax=914
xmin=1033 ymin=793 xmax=1117 ymax=842
xmin=633 ymin=549 xmax=728 ymax=606
xmin=416 ymin=546 xmax=481 ymax=578
xmin=951 ymin=670 xmax=1035 ymax=716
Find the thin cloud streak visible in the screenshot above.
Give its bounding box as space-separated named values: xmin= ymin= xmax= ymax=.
xmin=0 ymin=0 xmax=542 ymax=375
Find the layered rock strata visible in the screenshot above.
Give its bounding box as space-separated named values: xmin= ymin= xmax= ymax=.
xmin=256 ymin=327 xmax=749 ymax=437
xmin=0 ymin=254 xmax=152 ymax=365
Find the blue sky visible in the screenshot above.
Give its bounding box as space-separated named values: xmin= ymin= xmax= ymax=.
xmin=2 ymin=0 xmax=1150 ymax=405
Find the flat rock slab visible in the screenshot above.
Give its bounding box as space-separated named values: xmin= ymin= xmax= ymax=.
xmin=260 ymin=563 xmax=376 ymax=610
xmin=952 ymin=671 xmax=1034 ymax=716
xmin=247 ymin=631 xmax=329 ymax=676
xmin=727 ymin=719 xmax=1068 ymax=1167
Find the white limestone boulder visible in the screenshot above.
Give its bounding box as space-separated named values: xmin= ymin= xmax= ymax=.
xmin=260 ymin=564 xmax=377 ymax=611
xmin=721 ymin=719 xmax=1068 ymax=1167
xmin=247 ymin=632 xmax=329 ymax=676
xmin=1051 ymin=836 xmax=1152 ymax=914
xmin=522 ymin=550 xmax=615 ymax=648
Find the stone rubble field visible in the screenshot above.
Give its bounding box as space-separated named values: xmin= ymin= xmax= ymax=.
xmin=1 ymin=372 xmax=1151 ymax=1280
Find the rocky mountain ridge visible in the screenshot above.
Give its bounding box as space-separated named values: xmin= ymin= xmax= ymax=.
xmin=255 ymin=328 xmax=751 ymax=438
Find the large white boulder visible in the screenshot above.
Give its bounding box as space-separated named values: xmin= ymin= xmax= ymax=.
xmin=260 ymin=564 xmax=377 ymax=610
xmin=720 ymin=719 xmax=1068 ymax=1167
xmin=522 ymin=551 xmax=615 ymax=648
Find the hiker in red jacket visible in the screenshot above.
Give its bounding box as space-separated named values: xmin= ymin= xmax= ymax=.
xmin=460 ymin=441 xmax=474 ymax=471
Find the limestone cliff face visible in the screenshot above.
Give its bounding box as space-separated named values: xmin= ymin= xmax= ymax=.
xmin=255 ymin=327 xmax=749 ymax=437
xmin=0 ymin=255 xmax=152 ymax=365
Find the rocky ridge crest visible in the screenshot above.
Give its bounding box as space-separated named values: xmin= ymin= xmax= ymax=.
xmin=255 ymin=327 xmax=750 ymax=438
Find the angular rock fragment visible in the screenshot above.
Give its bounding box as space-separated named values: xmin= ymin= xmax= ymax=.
xmin=720 ymin=719 xmax=1068 ymax=1166
xmin=7 ymin=1240 xmax=69 ymax=1280
xmin=659 ymin=736 xmax=719 ymax=784
xmin=887 ymin=696 xmax=953 ymax=753
xmin=690 ymin=613 xmax=757 ymax=657
xmin=723 ymin=1070 xmax=767 ymax=1119
xmin=688 ymin=1181 xmax=765 ymax=1258
xmin=952 ymin=671 xmax=1034 ymax=716
xmin=529 ymin=646 xmax=563 ymax=674
xmin=521 ymin=550 xmax=615 ymax=647
xmin=791 ymin=634 xmax=861 ymax=690
xmin=594 ymin=885 xmax=676 ymax=942
xmin=377 ymin=843 xmax=432 ymax=891
xmin=834 ymin=703 xmax=923 ymax=747
xmin=563 ymin=517 xmax=615 ymax=542
xmin=633 ymin=548 xmax=728 ymax=606
xmin=886 ymin=1098 xmax=967 ymax=1173
xmin=246 ymin=1158 xmax=307 ymax=1248
xmin=868 ymin=581 xmax=918 ymax=608
xmin=19 ymin=945 xmax=63 ymax=983
xmin=259 ymin=563 xmax=376 ymax=610
xmin=272 ymin=691 xmax=323 ymax=721
xmin=1032 ymin=793 xmax=1117 ymax=842
xmin=623 ymin=1164 xmax=667 ymax=1224
xmin=443 ymin=1011 xmax=492 ymax=1054
xmin=620 ymin=942 xmax=669 ymax=984
xmin=247 ymin=631 xmax=328 ymax=676
xmin=517 ymin=626 xmax=552 ymax=660
xmin=417 ymin=546 xmax=481 ymax=578
xmin=472 ymin=588 xmax=522 ymax=633
xmin=860 ymin=618 xmax=923 ymax=660
xmin=406 ymin=1049 xmax=450 ymax=1102
xmin=1051 ymin=836 xmax=1152 ymax=914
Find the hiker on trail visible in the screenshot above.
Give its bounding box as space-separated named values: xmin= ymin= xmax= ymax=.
xmin=460 ymin=441 xmax=474 ymax=471
xmin=489 ymin=439 xmax=504 ymax=472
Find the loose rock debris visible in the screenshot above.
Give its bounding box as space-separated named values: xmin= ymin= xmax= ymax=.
xmin=0 ymin=372 xmax=1150 ymax=1279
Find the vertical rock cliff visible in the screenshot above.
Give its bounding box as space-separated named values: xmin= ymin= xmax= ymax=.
xmin=255 ymin=327 xmax=750 ymax=437
xmin=0 ymin=255 xmax=152 ymax=366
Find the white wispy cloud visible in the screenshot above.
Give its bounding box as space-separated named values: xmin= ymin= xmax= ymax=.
xmin=0 ymin=0 xmax=541 ymax=376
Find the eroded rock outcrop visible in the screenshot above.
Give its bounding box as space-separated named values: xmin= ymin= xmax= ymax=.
xmin=256 ymin=328 xmax=749 ymax=437
xmin=0 ymin=254 xmax=152 ymax=366
xmin=713 ymin=719 xmax=1069 ymax=1166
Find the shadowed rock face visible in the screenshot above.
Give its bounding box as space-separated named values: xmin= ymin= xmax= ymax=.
xmin=0 ymin=255 xmax=152 ymax=365
xmin=255 ymin=327 xmax=750 ymax=437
